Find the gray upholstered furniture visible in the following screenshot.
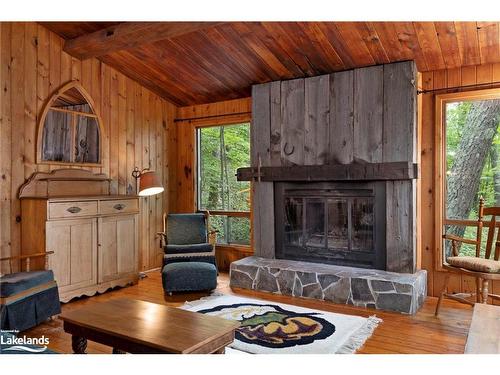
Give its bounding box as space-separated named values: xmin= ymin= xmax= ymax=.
xmin=158 ymin=212 xmax=217 ymax=268
xmin=161 ymin=262 xmax=217 ymax=293
xmin=158 ymin=212 xmax=218 ymax=294
xmin=0 ymin=252 xmax=61 ymax=332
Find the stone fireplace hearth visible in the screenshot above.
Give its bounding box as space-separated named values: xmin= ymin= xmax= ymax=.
xmin=230 ymin=257 xmax=427 ymax=314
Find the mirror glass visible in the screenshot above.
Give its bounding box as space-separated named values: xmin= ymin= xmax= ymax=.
xmin=41 ymin=85 xmax=101 ymax=164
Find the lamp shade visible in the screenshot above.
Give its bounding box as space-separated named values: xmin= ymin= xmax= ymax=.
xmin=138 ymin=171 xmax=164 ymax=196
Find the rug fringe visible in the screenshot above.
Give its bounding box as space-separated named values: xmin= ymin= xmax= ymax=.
xmin=181 ymin=291 xmax=225 ymax=309
xmin=335 ymin=315 xmax=382 ymax=354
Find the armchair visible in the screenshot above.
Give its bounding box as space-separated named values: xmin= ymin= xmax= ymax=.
xmin=157 ymin=212 xmax=218 ymax=294
xmin=435 ymin=198 xmax=500 ymax=315
xmin=157 ymin=211 xmax=218 ymax=268
xmin=0 ymin=251 xmax=61 ymax=331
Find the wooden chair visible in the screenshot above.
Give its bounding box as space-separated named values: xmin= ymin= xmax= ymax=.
xmin=0 ymin=251 xmax=61 ymax=331
xmin=435 ymin=199 xmax=500 ymax=316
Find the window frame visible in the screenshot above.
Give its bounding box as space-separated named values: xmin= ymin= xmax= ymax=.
xmin=434 ymin=88 xmax=500 ymax=270
xmin=195 ymin=121 xmax=252 ymax=250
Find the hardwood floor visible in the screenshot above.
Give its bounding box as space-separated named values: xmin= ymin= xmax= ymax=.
xmin=23 ymin=271 xmax=473 ymax=354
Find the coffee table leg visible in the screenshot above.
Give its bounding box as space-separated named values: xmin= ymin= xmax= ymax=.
xmin=72 ymin=335 xmax=87 ymax=354
xmin=112 ymin=348 xmax=126 ymax=354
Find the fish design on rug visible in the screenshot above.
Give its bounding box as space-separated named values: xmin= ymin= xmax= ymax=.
xmin=198 ymin=303 xmax=336 ymax=348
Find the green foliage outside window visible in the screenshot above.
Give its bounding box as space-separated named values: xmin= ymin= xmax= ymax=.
xmin=197 ymin=123 xmax=251 ymax=245
xmin=445 ymin=99 xmax=500 ymax=257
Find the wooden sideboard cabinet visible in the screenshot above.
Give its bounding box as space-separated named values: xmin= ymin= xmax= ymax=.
xmin=19 ymin=169 xmax=140 ymax=302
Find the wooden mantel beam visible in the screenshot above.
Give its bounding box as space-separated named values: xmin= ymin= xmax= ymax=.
xmin=236 ymin=162 xmax=419 ymax=182
xmin=63 ymin=22 xmax=223 ymax=60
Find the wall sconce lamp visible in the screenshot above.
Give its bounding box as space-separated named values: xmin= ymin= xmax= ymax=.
xmin=132 ymin=167 xmax=164 ymax=197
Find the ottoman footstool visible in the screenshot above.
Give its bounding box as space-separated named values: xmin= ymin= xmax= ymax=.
xmin=161 ymin=261 xmax=217 ymax=294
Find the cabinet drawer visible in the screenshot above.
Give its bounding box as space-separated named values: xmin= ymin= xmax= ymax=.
xmin=99 ymin=199 xmax=138 ymax=215
xmin=49 ymin=201 xmax=98 ymax=219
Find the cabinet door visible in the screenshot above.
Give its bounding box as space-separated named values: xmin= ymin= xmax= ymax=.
xmin=46 ymin=218 xmax=98 ymax=293
xmin=98 ymin=214 xmax=138 ymax=283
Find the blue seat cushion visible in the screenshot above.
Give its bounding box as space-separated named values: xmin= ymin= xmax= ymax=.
xmin=0 ymin=270 xmax=55 ymax=298
xmin=162 ymin=262 xmax=217 ymax=293
xmin=167 ymin=213 xmax=207 ymax=245
xmin=165 ymin=243 xmax=213 ymax=255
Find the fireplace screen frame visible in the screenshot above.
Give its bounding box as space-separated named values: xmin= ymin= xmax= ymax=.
xmin=274 ymin=181 xmax=386 ymax=270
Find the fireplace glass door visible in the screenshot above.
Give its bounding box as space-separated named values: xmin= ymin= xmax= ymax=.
xmin=277 ymin=182 xmax=385 ymax=269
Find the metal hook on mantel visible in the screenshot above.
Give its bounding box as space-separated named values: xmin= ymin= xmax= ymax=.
xmin=283 ymin=142 xmax=295 ymax=156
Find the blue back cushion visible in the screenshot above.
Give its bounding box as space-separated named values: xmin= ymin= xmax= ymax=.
xmin=167 ymin=213 xmax=207 ymax=245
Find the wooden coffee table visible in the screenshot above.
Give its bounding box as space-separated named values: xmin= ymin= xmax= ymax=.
xmin=60 ymin=298 xmax=240 ymax=354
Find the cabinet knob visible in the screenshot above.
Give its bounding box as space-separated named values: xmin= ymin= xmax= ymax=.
xmin=113 ymin=203 xmax=126 ymax=211
xmin=67 ymin=206 xmax=82 ymax=214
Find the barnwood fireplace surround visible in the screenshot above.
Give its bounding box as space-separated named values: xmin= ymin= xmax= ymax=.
xmin=231 ymin=61 xmax=427 ymax=314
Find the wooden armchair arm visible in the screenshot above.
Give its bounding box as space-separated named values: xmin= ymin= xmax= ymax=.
xmin=0 ymin=251 xmax=54 ymax=273
xmin=443 ymin=234 xmax=478 ymax=256
xmin=443 ymin=234 xmax=478 ymax=245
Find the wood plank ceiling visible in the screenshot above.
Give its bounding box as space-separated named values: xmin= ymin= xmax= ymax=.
xmin=41 ymin=22 xmax=500 ymax=106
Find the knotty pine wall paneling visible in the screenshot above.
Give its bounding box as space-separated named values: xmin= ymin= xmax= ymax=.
xmin=420 ymin=62 xmax=500 ymax=301
xmin=0 ymin=22 xmax=176 ymax=273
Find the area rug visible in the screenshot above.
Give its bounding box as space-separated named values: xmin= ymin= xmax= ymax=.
xmin=182 ymin=294 xmax=382 ymax=354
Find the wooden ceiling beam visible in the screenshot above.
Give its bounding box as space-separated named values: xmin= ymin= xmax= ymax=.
xmin=63 ymin=22 xmax=223 ymax=60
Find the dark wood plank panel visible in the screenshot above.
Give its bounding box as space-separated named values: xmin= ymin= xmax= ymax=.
xmin=280 ymin=78 xmax=305 ymax=166
xmin=269 ymin=81 xmax=282 ymax=166
xmin=304 ymin=74 xmax=329 ymax=165
xmin=383 ymin=61 xmax=418 ymax=273
xmin=329 ymin=70 xmax=354 ymax=164
xmin=383 ymin=61 xmax=417 ymax=163
xmin=353 ymin=65 xmax=383 ymax=163
xmin=251 ymin=83 xmax=275 ymax=259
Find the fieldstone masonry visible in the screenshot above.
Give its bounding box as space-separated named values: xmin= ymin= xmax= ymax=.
xmin=230 ymin=256 xmax=427 ymax=314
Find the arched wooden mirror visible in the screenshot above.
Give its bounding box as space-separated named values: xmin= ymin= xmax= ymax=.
xmin=37 ymin=81 xmax=103 ymax=166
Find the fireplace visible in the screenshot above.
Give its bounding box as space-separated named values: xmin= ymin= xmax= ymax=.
xmin=274 ymin=182 xmax=386 ymax=269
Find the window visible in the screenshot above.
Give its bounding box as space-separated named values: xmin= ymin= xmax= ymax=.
xmin=196 ymin=123 xmax=251 ymax=246
xmin=437 ymin=89 xmax=500 ymax=261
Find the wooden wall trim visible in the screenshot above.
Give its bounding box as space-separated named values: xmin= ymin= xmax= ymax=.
xmin=434 ymin=88 xmax=500 ymax=272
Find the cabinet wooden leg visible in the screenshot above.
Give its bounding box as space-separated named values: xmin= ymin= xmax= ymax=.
xmin=72 ymin=336 xmax=87 ymax=354
xmin=482 ymin=280 xmax=489 ymax=304
xmin=214 ymin=347 xmax=225 ymax=354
